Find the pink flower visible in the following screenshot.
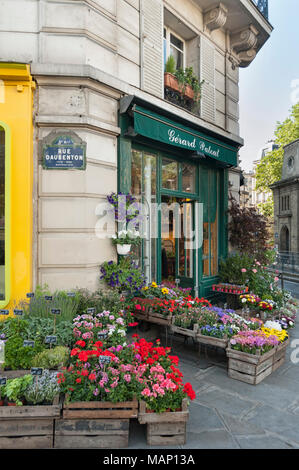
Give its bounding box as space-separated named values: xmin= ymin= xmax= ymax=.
xmin=252 ymin=269 xmax=257 ymax=273
xmin=141 ymin=388 xmax=151 ymax=397
xmin=124 ymin=374 xmax=131 ymax=383
xmin=241 ymin=269 xmax=247 ymax=273
xmin=274 ymin=277 xmax=279 ymax=282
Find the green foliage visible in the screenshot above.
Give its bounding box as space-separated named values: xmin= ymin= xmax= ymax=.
xmin=219 ymin=253 xmax=254 ymax=284
xmin=255 ymin=102 xmax=299 ymax=213
xmin=75 ymin=289 xmax=126 ymax=315
xmin=24 ymin=370 xmax=60 ymax=405
xmin=0 ymin=316 xmax=74 ymax=348
xmin=19 ymin=286 xmax=81 ymax=323
xmin=26 ymin=318 xmax=74 ymax=348
xmin=165 ymin=55 xmax=176 ymax=74
xmin=100 ymin=257 xmax=146 ymax=293
xmin=32 ymin=346 xmax=69 ymax=370
xmin=228 ymin=196 xmax=270 ymax=263
xmin=3 ymin=375 xmax=33 ymax=405
xmin=174 ymin=66 xmax=204 ymax=102
xmin=4 ymin=335 xmax=45 ymax=370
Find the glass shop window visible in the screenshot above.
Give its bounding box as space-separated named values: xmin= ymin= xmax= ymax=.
xmin=202 ymin=169 xmax=219 ymax=277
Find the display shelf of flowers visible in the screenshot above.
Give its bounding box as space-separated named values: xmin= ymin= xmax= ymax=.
xmin=212 ymin=283 xmax=249 ymax=295
xmin=0 ymin=370 xmax=61 ymax=449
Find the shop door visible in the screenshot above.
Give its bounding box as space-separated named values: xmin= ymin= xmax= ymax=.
xmin=161 ymin=195 xmax=196 ymax=291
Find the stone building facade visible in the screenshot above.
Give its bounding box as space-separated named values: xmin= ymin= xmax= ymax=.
xmin=0 ymin=0 xmax=272 ymax=307
xmin=271 ymin=139 xmax=299 ymax=253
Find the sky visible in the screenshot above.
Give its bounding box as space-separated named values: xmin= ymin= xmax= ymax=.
xmin=239 ymin=0 xmax=299 ymax=171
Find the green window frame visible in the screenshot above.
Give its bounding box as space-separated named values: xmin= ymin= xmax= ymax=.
xmin=0 ymin=122 xmax=11 ymax=308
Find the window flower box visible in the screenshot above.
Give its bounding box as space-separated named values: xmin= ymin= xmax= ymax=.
xmin=164 ymin=72 xmax=195 ymax=101
xmin=138 ymin=398 xmax=189 ymax=446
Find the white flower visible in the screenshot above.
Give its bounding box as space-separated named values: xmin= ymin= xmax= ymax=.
xmin=264 ymin=320 xmax=282 ymax=331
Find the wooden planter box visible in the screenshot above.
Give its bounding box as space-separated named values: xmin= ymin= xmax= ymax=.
xmin=273 ymin=337 xmax=289 ymax=372
xmin=138 ymin=399 xmax=189 ymax=446
xmin=0 ymin=396 xmax=60 ymax=449
xmin=226 ymin=345 xmax=277 ymax=385
xmin=54 ymin=398 xmax=138 ymax=449
xmin=170 ymin=318 xmax=199 ymax=338
xmin=196 ymin=332 xmax=228 ymax=349
xmin=147 ymin=308 xmax=172 ymax=326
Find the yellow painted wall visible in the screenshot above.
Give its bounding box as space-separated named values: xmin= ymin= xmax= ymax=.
xmin=0 ymin=64 xmax=34 ymax=316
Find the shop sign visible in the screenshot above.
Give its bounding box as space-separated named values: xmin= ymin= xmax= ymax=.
xmin=42 ymin=131 xmax=86 ymax=170
xmin=133 ymin=106 xmax=238 ymax=167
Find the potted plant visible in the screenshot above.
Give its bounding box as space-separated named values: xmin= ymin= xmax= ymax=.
xmin=112 ymin=229 xmax=141 ymax=255
xmin=164 ymin=55 xmax=180 ymax=92
xmin=3 ymin=375 xmax=33 ymax=406
xmin=164 ymin=56 xmax=204 ymax=104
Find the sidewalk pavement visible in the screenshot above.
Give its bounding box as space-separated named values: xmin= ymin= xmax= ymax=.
xmin=128 ymin=320 xmax=299 ymax=449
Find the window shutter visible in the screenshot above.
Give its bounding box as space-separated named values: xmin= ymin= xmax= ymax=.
xmin=141 ymin=0 xmax=163 ymax=98
xmin=200 ymin=36 xmax=216 ymax=123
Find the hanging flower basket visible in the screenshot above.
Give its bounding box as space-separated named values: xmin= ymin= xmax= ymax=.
xmin=117 ymin=244 xmax=131 ymax=255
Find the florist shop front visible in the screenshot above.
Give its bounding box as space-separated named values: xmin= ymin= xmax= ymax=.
xmin=118 ymin=97 xmax=241 ymax=299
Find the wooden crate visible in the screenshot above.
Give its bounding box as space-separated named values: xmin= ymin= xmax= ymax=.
xmin=170 ymin=320 xmax=199 ymax=338
xmin=147 ymin=308 xmax=172 ymax=326
xmin=0 ymin=397 xmax=60 ymax=449
xmin=272 ymin=338 xmax=289 ymax=372
xmin=62 ymin=398 xmax=138 ymax=419
xmin=54 ymin=418 xmax=130 ymax=449
xmin=138 ymin=399 xmax=189 ymax=446
xmin=55 ymin=398 xmax=138 ymax=449
xmin=226 ymin=345 xmax=276 ymax=385
xmin=196 ymin=332 xmax=228 ymax=349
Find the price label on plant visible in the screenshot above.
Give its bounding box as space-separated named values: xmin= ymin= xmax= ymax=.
xmin=99 ymin=356 xmax=111 ymax=364
xmin=87 ymin=308 xmax=96 ymax=314
xmin=51 ymin=309 xmax=61 ymax=315
xmin=0 ymin=377 xmax=7 ymax=386
xmin=0 ymin=310 xmax=9 ymax=315
xmin=23 ymin=340 xmax=35 ymax=348
xmin=26 ymin=293 xmax=35 ymax=298
xmin=97 ymin=332 xmax=108 ymax=340
xmin=31 ymin=368 xmax=43 ymax=377
xmin=14 ymin=309 xmax=23 ymax=316
xmin=45 ymin=336 xmax=57 ymax=345
xmin=67 ymin=292 xmax=75 ymax=297
xmin=45 ymin=295 xmax=53 ymax=301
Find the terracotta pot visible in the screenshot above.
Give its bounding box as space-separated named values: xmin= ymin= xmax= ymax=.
xmin=164 ymin=72 xmax=180 ymax=92
xmin=184 ymin=84 xmax=194 ymax=100
xmin=0 ymin=400 xmax=4 ymax=406
xmin=7 ymin=402 xmax=17 ymax=406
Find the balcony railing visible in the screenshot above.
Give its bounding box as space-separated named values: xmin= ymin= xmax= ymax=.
xmin=252 ymin=0 xmax=269 ymax=20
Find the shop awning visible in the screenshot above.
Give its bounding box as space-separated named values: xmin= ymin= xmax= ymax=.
xmin=133 ymin=105 xmax=238 ymax=167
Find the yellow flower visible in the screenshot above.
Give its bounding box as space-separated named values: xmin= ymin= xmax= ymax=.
xmin=161 ymin=288 xmax=169 ymax=295
xmin=151 ymin=282 xmax=158 ymax=288
xmin=142 ymin=286 xmax=149 ymax=291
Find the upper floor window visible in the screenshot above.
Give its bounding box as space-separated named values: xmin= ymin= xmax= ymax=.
xmin=164 ymin=27 xmax=185 ymax=71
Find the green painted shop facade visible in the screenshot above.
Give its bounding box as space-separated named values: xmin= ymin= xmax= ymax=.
xmin=118 ymin=97 xmax=240 ymax=298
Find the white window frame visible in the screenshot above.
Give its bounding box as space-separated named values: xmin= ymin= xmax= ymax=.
xmin=164 ymin=26 xmax=185 ymax=70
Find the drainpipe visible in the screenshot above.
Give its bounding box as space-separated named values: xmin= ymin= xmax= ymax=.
xmin=140 ymin=0 xmax=144 ymax=90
